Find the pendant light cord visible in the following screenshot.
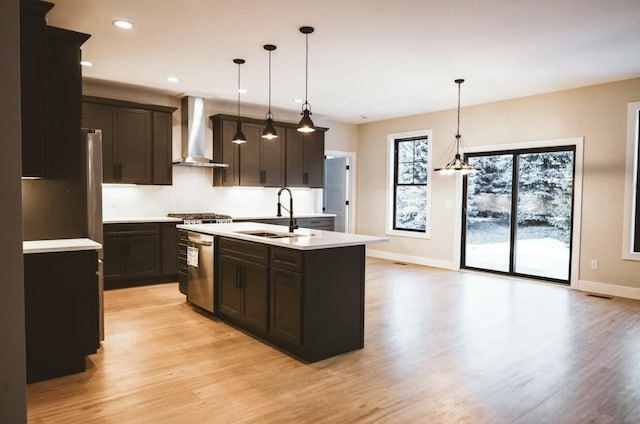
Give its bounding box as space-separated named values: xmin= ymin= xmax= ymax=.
xmin=237 ymin=62 xmax=241 ymax=119
xmin=268 ymin=50 xmax=272 ymax=116
xmin=455 ymin=80 xmax=462 ymax=156
xmin=304 ymin=32 xmax=309 ymax=109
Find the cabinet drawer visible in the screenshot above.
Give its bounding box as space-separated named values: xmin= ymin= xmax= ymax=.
xmin=219 ymin=237 xmax=269 ymax=265
xmin=296 ymin=217 xmax=334 ymax=230
xmin=104 ymin=223 xmax=160 ymax=236
xmin=270 ymin=247 xmax=302 ymax=273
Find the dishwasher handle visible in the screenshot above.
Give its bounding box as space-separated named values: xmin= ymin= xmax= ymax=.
xmin=187 ymin=233 xmax=213 ymax=246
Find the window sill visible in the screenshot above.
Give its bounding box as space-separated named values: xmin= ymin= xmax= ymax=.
xmin=385 ymin=229 xmax=430 ymax=239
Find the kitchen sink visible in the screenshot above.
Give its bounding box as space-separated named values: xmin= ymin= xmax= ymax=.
xmin=235 ymin=230 xmax=308 ymax=239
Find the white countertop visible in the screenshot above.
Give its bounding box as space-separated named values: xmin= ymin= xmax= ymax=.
xmin=232 ymin=213 xmax=336 ymax=220
xmin=24 ymin=238 xmax=102 ymax=254
xmin=177 ymin=222 xmax=388 ymax=250
xmin=103 ymin=217 xmax=182 ymax=224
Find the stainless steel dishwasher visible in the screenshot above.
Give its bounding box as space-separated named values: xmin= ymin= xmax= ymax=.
xmin=186 ymin=232 xmax=215 ymax=313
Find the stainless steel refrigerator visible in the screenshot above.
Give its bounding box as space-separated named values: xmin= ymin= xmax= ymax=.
xmin=82 ymin=128 xmax=104 ymax=340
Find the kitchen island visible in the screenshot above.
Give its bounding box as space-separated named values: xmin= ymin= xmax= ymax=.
xmin=177 ymin=222 xmax=387 ymax=362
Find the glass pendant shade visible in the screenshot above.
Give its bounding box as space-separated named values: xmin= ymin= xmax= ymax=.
xmin=434 ymin=79 xmax=479 ymax=175
xmin=297 ymin=26 xmax=316 ymax=133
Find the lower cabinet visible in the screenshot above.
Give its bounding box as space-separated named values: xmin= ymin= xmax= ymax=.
xmin=215 ymin=236 xmax=365 ymax=362
xmin=104 ymin=222 xmax=178 ymax=289
xmin=24 ymin=250 xmax=99 ymax=383
xmin=218 ymin=237 xmax=269 ymax=332
xmin=269 ymin=267 xmax=302 ymax=346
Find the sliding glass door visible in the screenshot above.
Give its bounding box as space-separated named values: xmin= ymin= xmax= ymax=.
xmin=462 ymin=147 xmax=575 ymax=283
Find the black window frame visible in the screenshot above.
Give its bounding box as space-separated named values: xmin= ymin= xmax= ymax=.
xmin=392 ymin=135 xmax=429 ymax=233
xmin=634 ymin=110 xmax=640 ymax=252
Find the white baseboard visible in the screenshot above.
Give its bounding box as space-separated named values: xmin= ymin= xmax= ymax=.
xmin=366 ymin=249 xmax=458 ymax=270
xmin=577 ymin=280 xmax=640 ymax=300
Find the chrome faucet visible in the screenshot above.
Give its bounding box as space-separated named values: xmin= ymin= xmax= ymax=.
xmin=277 ymin=187 xmax=298 ymax=233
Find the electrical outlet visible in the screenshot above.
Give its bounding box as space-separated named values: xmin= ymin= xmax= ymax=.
xmin=590 ymin=259 xmax=599 ymax=270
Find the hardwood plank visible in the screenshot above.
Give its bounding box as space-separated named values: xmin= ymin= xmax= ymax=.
xmin=27 ymin=258 xmax=640 ymax=423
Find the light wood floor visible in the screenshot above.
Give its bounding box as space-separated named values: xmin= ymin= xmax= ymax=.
xmin=27 ymin=258 xmax=640 ymax=423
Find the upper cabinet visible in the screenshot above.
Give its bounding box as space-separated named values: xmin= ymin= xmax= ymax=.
xmin=19 ymin=0 xmax=52 ymax=178
xmin=82 ymin=96 xmax=176 ymax=185
xmin=211 ymin=115 xmax=285 ymax=187
xmin=20 ymin=0 xmax=90 ymax=178
xmin=211 ymin=114 xmax=326 ymax=188
xmin=285 ymin=128 xmax=325 ymax=188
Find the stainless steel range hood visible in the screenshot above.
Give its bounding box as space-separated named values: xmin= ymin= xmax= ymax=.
xmin=173 ymin=96 xmax=228 ymax=167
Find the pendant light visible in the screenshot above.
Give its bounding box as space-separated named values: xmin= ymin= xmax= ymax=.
xmin=434 ymin=79 xmax=479 ymax=175
xmin=232 ymin=58 xmax=247 ymax=144
xmin=297 ymin=26 xmax=315 ymax=133
xmin=261 ymin=44 xmax=278 ymax=140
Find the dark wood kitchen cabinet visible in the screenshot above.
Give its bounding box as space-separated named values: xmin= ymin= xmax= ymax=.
xmin=218 ymin=237 xmax=269 ymax=332
xmin=24 ymin=249 xmax=99 ymax=383
xmin=269 ymin=247 xmax=303 ymax=346
xmin=20 ymin=0 xmax=90 ymax=178
xmin=213 ymin=235 xmax=365 ymax=362
xmin=211 ymin=114 xmax=285 ymax=187
xmin=211 ymin=117 xmax=328 ymax=188
xmin=19 ymin=0 xmax=52 ymax=177
xmin=285 ymin=128 xmax=325 ymax=188
xmin=82 ymin=96 xmax=176 ymax=185
xmin=103 ymin=222 xmax=178 ymax=289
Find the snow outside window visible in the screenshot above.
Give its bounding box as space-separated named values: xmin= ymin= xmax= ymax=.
xmin=386 ymin=130 xmax=432 ymax=239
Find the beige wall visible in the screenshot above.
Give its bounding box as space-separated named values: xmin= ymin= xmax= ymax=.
xmin=357 ymin=78 xmax=640 ymax=290
xmin=0 ymin=0 xmax=27 ymax=421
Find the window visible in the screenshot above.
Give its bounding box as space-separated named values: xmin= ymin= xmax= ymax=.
xmin=387 ymin=130 xmax=432 ymax=238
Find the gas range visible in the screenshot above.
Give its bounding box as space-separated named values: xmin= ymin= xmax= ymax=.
xmin=167 ymin=213 xmax=233 ymax=225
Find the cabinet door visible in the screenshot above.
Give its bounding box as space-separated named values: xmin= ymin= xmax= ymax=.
xmin=161 ymin=223 xmax=178 ymax=276
xmin=240 ymin=261 xmax=269 ymax=332
xmin=20 ymin=1 xmax=52 ymax=177
xmin=285 ymin=128 xmax=305 ymax=186
xmin=239 ymin=122 xmax=263 ymax=186
xmin=103 ymin=236 xmax=126 ymax=281
xmin=261 ymin=125 xmax=285 ymax=187
xmin=270 ymin=268 xmax=302 ymax=346
xmin=116 ymin=108 xmax=153 ymax=184
xmin=124 ymin=234 xmax=161 ymax=279
xmin=153 ymin=111 xmax=173 ymax=185
xmin=83 ymin=102 xmax=117 ymax=181
xmin=303 ymin=131 xmax=325 ymax=188
xmin=212 ymin=118 xmax=240 ymax=186
xmin=218 ymin=255 xmax=243 ymax=320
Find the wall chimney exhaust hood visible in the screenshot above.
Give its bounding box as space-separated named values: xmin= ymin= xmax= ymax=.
xmin=173 ymin=96 xmax=228 ymax=167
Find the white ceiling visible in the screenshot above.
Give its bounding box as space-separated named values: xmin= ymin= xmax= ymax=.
xmin=46 ymin=0 xmax=640 ymax=124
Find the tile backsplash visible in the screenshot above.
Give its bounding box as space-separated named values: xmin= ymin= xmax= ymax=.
xmin=102 ymin=166 xmax=322 ymax=219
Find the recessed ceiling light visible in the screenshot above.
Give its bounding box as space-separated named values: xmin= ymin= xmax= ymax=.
xmin=112 ymin=20 xmax=133 ymax=30
xmin=167 ymin=76 xmax=180 ymax=83
xmin=80 ymin=60 xmax=93 ymax=67
xmin=293 ymin=99 xmax=303 ymax=103
xmin=237 ymin=88 xmax=247 ymax=94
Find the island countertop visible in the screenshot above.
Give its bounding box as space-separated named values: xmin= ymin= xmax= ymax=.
xmin=176 ymin=222 xmax=388 ymax=250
